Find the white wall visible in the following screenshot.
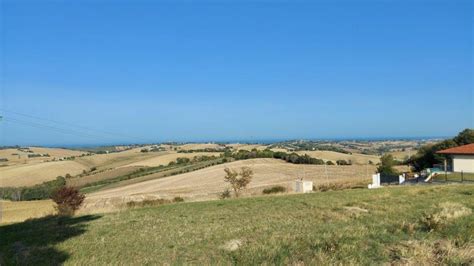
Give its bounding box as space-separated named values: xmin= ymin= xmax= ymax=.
xmin=452 ymin=155 xmax=474 ymax=173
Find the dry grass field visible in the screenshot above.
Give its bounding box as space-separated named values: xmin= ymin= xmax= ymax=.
xmin=388 ymin=150 xmax=415 ymax=161
xmin=66 ymin=166 xmax=143 ymax=188
xmin=0 ymin=147 xmax=167 ymax=187
xmin=0 ymin=147 xmax=87 ymax=166
xmin=28 ymin=147 xmax=87 ymax=158
xmin=0 ymin=146 xmax=220 ymax=188
xmin=0 ymin=200 xmax=55 ymax=224
xmin=227 ymin=144 xmax=268 ymax=151
xmin=0 ymin=161 xmax=90 ymax=187
xmin=0 ymin=144 xmax=382 ymax=190
xmin=296 ymin=150 xmax=380 ymax=165
xmin=124 ymin=152 xmax=221 ymax=167
xmin=177 ymin=143 xmax=223 ymax=150
xmin=73 ymin=148 xmax=164 ymax=170
xmin=81 ymin=158 xmax=375 ymax=213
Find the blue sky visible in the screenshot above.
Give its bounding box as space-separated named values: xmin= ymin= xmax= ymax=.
xmin=1 ymin=0 xmax=472 ymax=146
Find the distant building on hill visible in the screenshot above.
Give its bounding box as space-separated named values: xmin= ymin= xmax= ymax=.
xmin=437 ymin=143 xmax=474 ymax=173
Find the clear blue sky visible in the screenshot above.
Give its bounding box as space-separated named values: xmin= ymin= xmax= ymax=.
xmin=1 ymin=0 xmax=472 ymax=146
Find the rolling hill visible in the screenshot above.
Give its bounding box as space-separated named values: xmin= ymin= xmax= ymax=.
xmin=82 ymin=158 xmax=375 ymax=213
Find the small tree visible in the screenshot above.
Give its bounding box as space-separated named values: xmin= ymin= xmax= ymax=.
xmin=377 ymin=154 xmax=398 ymax=175
xmin=51 ymin=186 xmax=85 ymax=216
xmin=224 ymin=167 xmax=253 ymax=197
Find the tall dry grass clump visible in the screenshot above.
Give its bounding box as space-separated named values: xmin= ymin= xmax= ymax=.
xmin=420 ymin=202 xmax=472 ymax=232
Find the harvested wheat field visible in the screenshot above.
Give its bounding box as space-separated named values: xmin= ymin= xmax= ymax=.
xmin=0 ymin=200 xmax=55 ymax=224
xmin=0 ymin=161 xmax=90 ymax=187
xmin=82 ymin=159 xmax=375 ymax=213
xmin=227 ymin=144 xmax=268 ymax=151
xmin=124 ymin=152 xmax=222 ymax=167
xmin=296 ymin=151 xmax=380 ymax=165
xmin=73 ymin=149 xmax=168 ymax=170
xmin=28 ymin=147 xmax=87 ymax=158
xmin=388 ymin=150 xmax=414 ymax=161
xmin=66 ymin=166 xmax=143 ymax=188
xmin=177 ymin=143 xmax=223 ymax=150
xmin=0 ymin=147 xmax=88 ymax=166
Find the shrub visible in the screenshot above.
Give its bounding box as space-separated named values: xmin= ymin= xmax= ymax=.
xmin=51 ymin=186 xmax=85 ymax=216
xmin=262 ymin=186 xmax=286 ymax=194
xmin=326 ymin=161 xmax=335 ymax=165
xmin=219 ymin=189 xmax=231 ymax=199
xmin=173 ymin=196 xmax=184 ymax=203
xmin=419 ymin=202 xmax=472 ymax=232
xmin=126 ymin=198 xmax=171 ymax=208
xmin=336 ymin=160 xmax=351 ymax=165
xmin=314 ymin=181 xmax=366 ymax=192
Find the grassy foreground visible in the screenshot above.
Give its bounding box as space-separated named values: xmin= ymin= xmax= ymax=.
xmin=1 ymin=185 xmax=473 ymax=265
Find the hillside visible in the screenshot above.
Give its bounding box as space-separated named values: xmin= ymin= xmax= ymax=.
xmin=0 ymin=161 xmax=90 ymax=187
xmin=123 ymin=152 xmax=221 ymax=167
xmin=296 ymin=150 xmax=380 ymax=165
xmin=0 ymin=147 xmax=88 ymax=166
xmin=1 ymin=185 xmax=472 ymax=264
xmin=82 ymin=158 xmax=374 ymax=213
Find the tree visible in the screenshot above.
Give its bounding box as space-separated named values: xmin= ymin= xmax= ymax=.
xmin=51 ymin=186 xmax=85 ymax=216
xmin=336 ymin=159 xmax=350 ymax=165
xmin=377 ymin=154 xmax=398 ymax=175
xmin=223 ymin=167 xmax=253 ymax=197
xmin=407 ymin=129 xmax=474 ymax=171
xmin=453 ymin=128 xmax=474 ymax=146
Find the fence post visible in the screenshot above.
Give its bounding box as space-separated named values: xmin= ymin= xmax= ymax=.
xmin=461 ymin=171 xmax=463 ymax=183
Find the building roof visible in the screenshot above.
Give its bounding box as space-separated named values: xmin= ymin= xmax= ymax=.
xmin=436 ymin=143 xmax=474 ymax=155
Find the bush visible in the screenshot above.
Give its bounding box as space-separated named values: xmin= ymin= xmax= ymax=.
xmin=173 ymin=196 xmax=184 ymax=203
xmin=219 ymin=189 xmax=231 ymax=199
xmin=419 ymin=202 xmax=472 ymax=232
xmin=326 ymin=161 xmax=335 ymax=165
xmin=314 ymin=181 xmax=366 ymax=192
xmin=51 ymin=186 xmax=85 ymax=216
xmin=262 ymin=186 xmax=286 ymax=194
xmin=126 ymin=198 xmax=171 ymax=208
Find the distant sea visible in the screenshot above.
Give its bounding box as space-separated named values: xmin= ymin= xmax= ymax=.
xmin=33 ymin=136 xmax=449 ymax=149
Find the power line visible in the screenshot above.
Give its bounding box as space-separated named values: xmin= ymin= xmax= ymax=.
xmin=3 ymin=118 xmax=118 ymax=142
xmin=0 ymin=108 xmax=155 ymax=143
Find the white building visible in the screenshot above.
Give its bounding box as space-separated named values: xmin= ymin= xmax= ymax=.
xmin=437 ymin=143 xmax=474 ymax=173
xmin=295 ymin=180 xmax=313 ymax=193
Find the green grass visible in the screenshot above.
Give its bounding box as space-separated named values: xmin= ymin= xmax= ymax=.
xmin=1 ymin=184 xmax=473 ymax=265
xmin=433 ymin=172 xmax=474 ymax=182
